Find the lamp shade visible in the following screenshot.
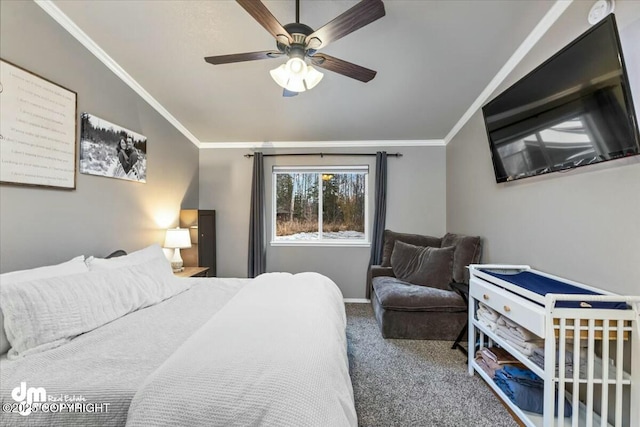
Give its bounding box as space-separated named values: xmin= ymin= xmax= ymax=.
xmin=164 ymin=228 xmax=191 ymax=249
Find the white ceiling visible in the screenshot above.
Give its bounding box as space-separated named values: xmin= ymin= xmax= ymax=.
xmin=50 ymin=0 xmax=557 ymax=145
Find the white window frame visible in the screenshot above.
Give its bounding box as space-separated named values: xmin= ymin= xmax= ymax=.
xmin=271 ymin=165 xmax=370 ymax=247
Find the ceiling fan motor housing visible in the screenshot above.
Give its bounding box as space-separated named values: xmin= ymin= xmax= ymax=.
xmin=277 ymin=22 xmax=314 ymax=53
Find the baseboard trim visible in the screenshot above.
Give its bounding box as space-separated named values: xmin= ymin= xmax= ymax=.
xmin=344 ymin=298 xmax=370 ymax=304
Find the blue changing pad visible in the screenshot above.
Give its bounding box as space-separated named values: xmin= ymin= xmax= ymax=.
xmin=480 ymin=270 xmax=628 ymax=310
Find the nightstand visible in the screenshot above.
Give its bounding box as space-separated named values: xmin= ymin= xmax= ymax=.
xmin=174 ymin=266 xmax=210 ymax=278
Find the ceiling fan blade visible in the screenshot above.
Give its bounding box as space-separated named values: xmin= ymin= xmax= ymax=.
xmin=305 ymin=0 xmax=385 ymax=50
xmin=310 ymin=54 xmax=377 ymax=83
xmin=283 ymin=89 xmax=299 ymax=97
xmin=204 ymin=51 xmax=283 ymax=65
xmin=236 ymin=0 xmax=293 ymax=45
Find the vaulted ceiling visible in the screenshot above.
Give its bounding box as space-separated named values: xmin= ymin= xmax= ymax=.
xmin=50 ymin=0 xmax=556 ymax=145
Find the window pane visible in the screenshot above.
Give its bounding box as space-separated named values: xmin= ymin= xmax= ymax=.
xmin=275 ymin=173 xmax=319 ymax=239
xmin=322 ymin=173 xmax=365 ymax=240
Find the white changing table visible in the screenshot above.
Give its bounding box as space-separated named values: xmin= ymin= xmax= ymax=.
xmin=468 ymin=264 xmax=639 ymax=427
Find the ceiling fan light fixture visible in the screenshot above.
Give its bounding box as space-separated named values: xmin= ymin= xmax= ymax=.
xmin=205 ymin=0 xmax=385 ymax=95
xmin=286 ymin=57 xmax=306 ymax=76
xmin=304 ymin=66 xmax=324 ymax=90
xmin=269 ymin=64 xmax=290 ymax=88
xmin=286 ymin=77 xmax=307 ymax=93
xmin=270 ymin=58 xmax=324 ymax=93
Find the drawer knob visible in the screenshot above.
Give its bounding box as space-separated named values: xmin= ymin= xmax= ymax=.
xmin=504 ymin=305 xmax=511 ymax=312
xmin=483 ymin=294 xmax=489 ymax=300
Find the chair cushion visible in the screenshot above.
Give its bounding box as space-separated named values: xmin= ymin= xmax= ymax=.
xmin=441 ymin=233 xmax=482 ymax=284
xmin=390 ymin=241 xmax=454 ymax=289
xmin=381 ymin=230 xmax=442 ymax=267
xmin=372 ymin=276 xmax=466 ymax=312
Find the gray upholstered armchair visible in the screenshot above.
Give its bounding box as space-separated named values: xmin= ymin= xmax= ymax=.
xmin=368 ymin=230 xmax=482 ymax=340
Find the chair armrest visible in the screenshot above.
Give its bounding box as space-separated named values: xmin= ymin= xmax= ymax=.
xmin=367 ymin=266 xmax=395 ymax=299
xmin=370 ymin=266 xmax=395 ymax=279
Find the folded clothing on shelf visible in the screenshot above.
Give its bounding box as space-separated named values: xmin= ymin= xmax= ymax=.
xmin=494 ymin=316 xmax=543 ymax=357
xmin=530 ymin=347 xmax=590 ymax=378
xmin=478 ymin=317 xmax=497 ymax=332
xmin=477 ymin=302 xmax=500 ymax=331
xmin=475 ymin=356 xmax=495 ymax=378
xmin=494 ymin=365 xmax=572 ymax=417
xmin=498 ymin=316 xmax=542 ymax=342
xmin=476 ymin=347 xmax=525 ymax=378
xmin=480 ymin=346 xmax=522 ymax=365
xmin=495 ymin=329 xmax=540 ymax=356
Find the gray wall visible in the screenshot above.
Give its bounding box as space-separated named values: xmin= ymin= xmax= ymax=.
xmin=199 ymin=146 xmax=446 ymax=298
xmin=446 ymin=1 xmax=640 ymax=295
xmin=0 ymin=1 xmax=199 ymax=272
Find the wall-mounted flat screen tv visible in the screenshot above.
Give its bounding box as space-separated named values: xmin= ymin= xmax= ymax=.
xmin=482 ymin=14 xmax=640 ymax=183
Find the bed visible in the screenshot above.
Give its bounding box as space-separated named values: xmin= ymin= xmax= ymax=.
xmin=0 ymin=245 xmax=356 ymax=426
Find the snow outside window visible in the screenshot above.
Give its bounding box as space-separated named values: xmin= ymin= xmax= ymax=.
xmin=271 ymin=166 xmax=369 ymax=246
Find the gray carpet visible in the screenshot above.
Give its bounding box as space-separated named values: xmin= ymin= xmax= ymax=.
xmin=345 ymin=303 xmax=518 ymax=427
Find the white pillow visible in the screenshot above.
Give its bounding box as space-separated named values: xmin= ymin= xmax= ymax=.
xmin=0 ymin=256 xmax=88 ymax=355
xmin=86 ymin=244 xmax=166 ymax=270
xmin=0 ymin=255 xmax=86 ymax=284
xmin=0 ymin=256 xmax=190 ymax=359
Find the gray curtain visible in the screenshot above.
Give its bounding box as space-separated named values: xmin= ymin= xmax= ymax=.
xmin=247 ymin=152 xmax=265 ymax=278
xmin=369 ymin=151 xmax=387 ymax=267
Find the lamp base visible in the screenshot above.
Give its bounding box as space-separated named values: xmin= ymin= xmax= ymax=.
xmin=171 ymin=248 xmax=184 ymax=272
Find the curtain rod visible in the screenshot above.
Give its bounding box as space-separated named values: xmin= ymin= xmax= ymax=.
xmin=243 ymin=152 xmax=402 ymax=158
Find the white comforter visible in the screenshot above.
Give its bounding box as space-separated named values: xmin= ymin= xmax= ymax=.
xmin=0 ymin=278 xmax=248 ymax=427
xmin=0 ymin=272 xmax=356 ymax=427
xmin=126 ymin=272 xmax=356 ymax=427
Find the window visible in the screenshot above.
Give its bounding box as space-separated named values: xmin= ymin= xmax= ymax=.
xmin=272 ymin=166 xmax=369 ymax=246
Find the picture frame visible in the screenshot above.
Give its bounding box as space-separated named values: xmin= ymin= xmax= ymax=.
xmin=79 ymin=113 xmax=147 ymax=183
xmin=0 ymin=59 xmax=78 ymax=189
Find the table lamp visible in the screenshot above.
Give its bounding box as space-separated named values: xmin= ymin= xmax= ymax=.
xmin=164 ymin=228 xmax=191 ymax=272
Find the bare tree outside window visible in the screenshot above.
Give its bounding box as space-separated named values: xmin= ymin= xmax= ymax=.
xmin=322 ymin=173 xmax=365 ymax=239
xmin=274 ymin=169 xmax=367 ymax=242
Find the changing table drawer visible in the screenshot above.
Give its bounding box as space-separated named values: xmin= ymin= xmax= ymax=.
xmin=470 ymin=277 xmax=546 ymax=338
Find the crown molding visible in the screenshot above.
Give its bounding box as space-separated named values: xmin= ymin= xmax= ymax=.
xmin=443 ymin=0 xmax=573 ymax=145
xmin=35 ymin=0 xmax=571 ymax=151
xmin=34 ymin=0 xmax=201 ymax=148
xmin=199 ymin=139 xmax=446 ymax=149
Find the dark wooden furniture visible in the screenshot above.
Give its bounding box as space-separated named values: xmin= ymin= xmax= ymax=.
xmin=449 ymin=281 xmax=469 ymax=359
xmin=174 ymin=266 xmax=210 ymax=278
xmin=179 ymin=209 xmax=216 ymax=276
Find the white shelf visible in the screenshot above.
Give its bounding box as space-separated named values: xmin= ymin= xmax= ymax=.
xmin=471 ymin=360 xmax=613 ymax=427
xmin=473 ymin=320 xmax=631 ymax=385
xmin=468 ymin=264 xmax=639 ymax=427
xmin=472 ymin=319 xmax=544 ymax=378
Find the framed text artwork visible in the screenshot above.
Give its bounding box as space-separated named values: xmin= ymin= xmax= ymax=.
xmin=0 ymin=59 xmax=78 ymax=189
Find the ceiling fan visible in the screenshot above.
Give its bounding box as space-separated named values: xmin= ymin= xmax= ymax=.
xmin=204 ymin=0 xmax=385 ymax=97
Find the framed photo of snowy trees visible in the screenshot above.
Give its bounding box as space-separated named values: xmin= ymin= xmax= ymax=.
xmin=79 ymin=113 xmax=147 ymax=183
xmin=0 ymin=59 xmax=77 ymax=189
